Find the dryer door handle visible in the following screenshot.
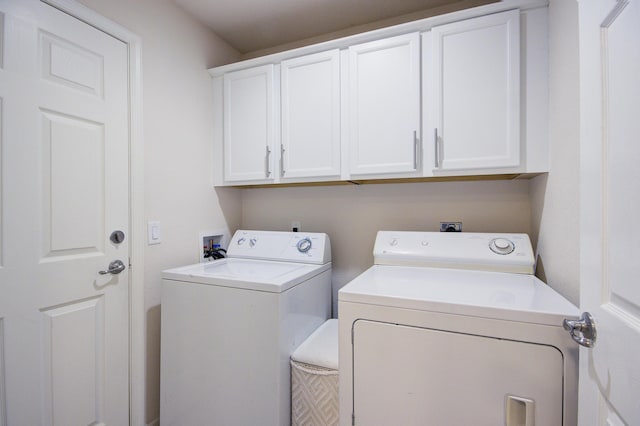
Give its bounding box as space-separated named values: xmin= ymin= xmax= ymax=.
xmin=506 ymin=395 xmax=534 ymax=426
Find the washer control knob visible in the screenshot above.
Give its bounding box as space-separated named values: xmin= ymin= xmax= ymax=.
xmin=237 ymin=237 xmax=246 ymax=246
xmin=489 ymin=238 xmax=515 ymax=255
xmin=249 ymin=238 xmax=257 ymax=247
xmin=390 ymin=238 xmax=398 ymax=246
xmin=297 ymin=237 xmax=312 ymax=253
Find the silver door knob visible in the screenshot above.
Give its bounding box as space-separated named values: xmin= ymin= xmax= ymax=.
xmin=99 ymin=260 xmax=126 ymax=275
xmin=563 ymin=312 xmax=596 ymax=348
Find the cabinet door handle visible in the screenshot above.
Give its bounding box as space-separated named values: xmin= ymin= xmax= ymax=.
xmin=265 ymin=146 xmax=272 ymax=177
xmin=434 ymin=128 xmax=440 ymax=169
xmin=280 ymin=144 xmax=285 ymax=176
xmin=413 ymin=131 xmax=420 ymax=170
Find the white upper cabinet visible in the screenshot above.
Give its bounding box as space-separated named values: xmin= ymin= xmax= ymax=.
xmin=210 ymin=1 xmax=549 ymax=187
xmin=223 ymin=64 xmax=276 ymax=183
xmin=348 ymin=33 xmax=421 ymax=177
xmin=427 ymin=9 xmax=521 ymax=172
xmin=281 ymin=50 xmax=341 ymax=180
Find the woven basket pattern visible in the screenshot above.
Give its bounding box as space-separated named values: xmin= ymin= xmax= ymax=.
xmin=291 ymin=360 xmax=339 ymax=426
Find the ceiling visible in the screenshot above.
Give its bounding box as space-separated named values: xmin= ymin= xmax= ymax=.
xmin=173 ymin=0 xmax=497 ymax=55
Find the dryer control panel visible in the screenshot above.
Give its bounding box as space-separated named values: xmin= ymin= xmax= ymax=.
xmin=228 ymin=230 xmax=331 ymax=265
xmin=374 ymin=231 xmax=535 ymax=274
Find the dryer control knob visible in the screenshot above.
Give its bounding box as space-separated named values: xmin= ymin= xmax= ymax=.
xmin=489 ymin=238 xmax=515 ymax=255
xmin=237 ymin=237 xmax=246 ymax=246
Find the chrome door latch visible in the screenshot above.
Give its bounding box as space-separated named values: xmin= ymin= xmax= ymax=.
xmin=99 ymin=259 xmax=126 ymax=275
xmin=563 ymin=312 xmax=597 ymax=348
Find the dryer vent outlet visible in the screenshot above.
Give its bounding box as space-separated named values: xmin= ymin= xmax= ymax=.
xmin=440 ymin=222 xmax=462 ymax=232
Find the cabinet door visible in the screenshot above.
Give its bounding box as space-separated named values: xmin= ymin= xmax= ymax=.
xmin=348 ymin=33 xmax=421 ymax=176
xmin=281 ymin=50 xmax=341 ymax=179
xmin=223 ymin=64 xmax=275 ymax=182
xmin=431 ymin=10 xmax=520 ymax=171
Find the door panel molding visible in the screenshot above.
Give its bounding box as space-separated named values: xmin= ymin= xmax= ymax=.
xmin=41 ymin=296 xmax=105 ymax=425
xmin=0 ymin=97 xmax=3 ymax=269
xmin=0 ymin=318 xmax=5 ymax=426
xmin=39 ymin=30 xmax=105 ymax=97
xmin=0 ymin=12 xmax=4 ymax=69
xmin=41 ymin=109 xmax=105 ymax=258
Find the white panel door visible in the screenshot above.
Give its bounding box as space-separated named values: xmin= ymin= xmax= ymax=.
xmin=348 ymin=33 xmax=421 ymax=177
xmin=0 ymin=1 xmax=129 ymax=425
xmin=430 ymin=10 xmax=520 ymax=171
xmin=352 ymin=320 xmax=563 ymax=425
xmin=578 ymin=0 xmax=640 ymax=424
xmin=223 ymin=64 xmax=276 ymax=183
xmin=281 ymin=49 xmax=341 ymax=180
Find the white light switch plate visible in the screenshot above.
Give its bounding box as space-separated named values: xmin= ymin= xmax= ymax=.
xmin=147 ymin=221 xmax=161 ymax=245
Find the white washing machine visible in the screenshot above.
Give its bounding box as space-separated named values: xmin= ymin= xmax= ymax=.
xmin=160 ymin=230 xmax=332 ymax=426
xmin=338 ymin=231 xmax=580 ymax=426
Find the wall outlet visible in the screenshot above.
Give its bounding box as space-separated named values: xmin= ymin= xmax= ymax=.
xmin=440 ymin=222 xmax=463 ymax=232
xmin=291 ymin=221 xmax=301 ymax=232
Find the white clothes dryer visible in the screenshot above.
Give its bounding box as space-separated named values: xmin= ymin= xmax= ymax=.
xmin=160 ymin=230 xmax=332 ymax=426
xmin=338 ymin=231 xmax=580 ymax=426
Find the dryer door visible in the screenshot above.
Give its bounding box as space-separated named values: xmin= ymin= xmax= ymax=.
xmin=352 ymin=320 xmax=563 ymax=426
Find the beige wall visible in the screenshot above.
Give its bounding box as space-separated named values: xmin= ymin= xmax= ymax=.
xmin=75 ymin=0 xmax=241 ymax=423
xmin=530 ymin=0 xmax=580 ymax=305
xmin=241 ymin=180 xmax=532 ymax=314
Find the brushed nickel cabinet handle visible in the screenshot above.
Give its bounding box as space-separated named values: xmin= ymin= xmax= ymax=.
xmin=265 ymin=146 xmax=272 ymax=177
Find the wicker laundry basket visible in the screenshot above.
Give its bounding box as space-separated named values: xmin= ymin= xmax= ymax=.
xmin=290 ymin=319 xmax=339 ymax=426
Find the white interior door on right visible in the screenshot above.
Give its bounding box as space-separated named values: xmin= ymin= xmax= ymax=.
xmin=578 ymin=0 xmax=640 ymax=424
xmin=430 ymin=9 xmax=520 ymax=172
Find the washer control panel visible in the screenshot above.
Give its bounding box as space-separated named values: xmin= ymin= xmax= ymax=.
xmin=296 ymin=237 xmax=312 ymax=253
xmin=374 ymin=231 xmax=535 ymax=274
xmin=228 ymin=230 xmax=331 ymax=265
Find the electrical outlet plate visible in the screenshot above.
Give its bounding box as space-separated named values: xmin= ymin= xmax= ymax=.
xmin=440 ymin=222 xmax=463 ymax=232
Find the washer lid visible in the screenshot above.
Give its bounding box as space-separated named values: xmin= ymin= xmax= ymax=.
xmin=162 ymin=258 xmax=331 ymax=293
xmin=338 ymin=265 xmax=579 ymax=326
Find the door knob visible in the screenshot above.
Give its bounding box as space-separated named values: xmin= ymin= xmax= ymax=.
xmin=99 ymin=259 xmax=126 ymax=275
xmin=563 ymin=312 xmax=596 ymax=348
